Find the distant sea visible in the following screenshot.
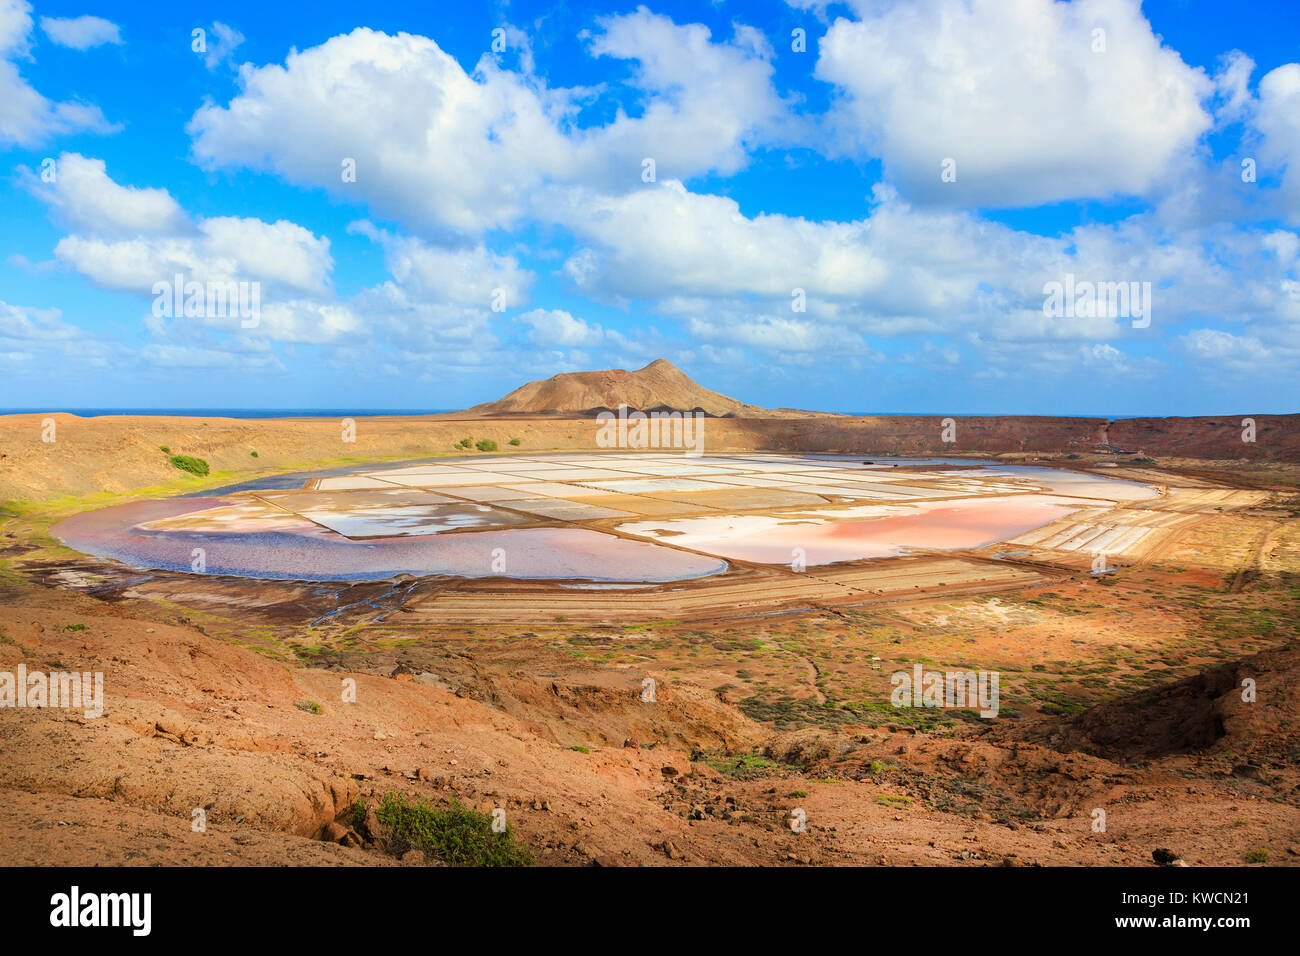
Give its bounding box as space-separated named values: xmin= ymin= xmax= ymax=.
xmin=0 ymin=408 xmax=458 ymax=418
xmin=3 ymin=408 xmax=1157 ymax=418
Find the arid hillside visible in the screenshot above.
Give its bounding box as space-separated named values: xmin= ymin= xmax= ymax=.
xmin=465 ymin=358 xmax=825 ymax=418
xmin=3 ymin=410 xmax=1300 ymax=501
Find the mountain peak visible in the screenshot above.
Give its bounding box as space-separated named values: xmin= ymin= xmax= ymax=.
xmin=641 ymin=358 xmax=680 ymax=373
xmin=467 ymin=360 xmax=819 ymax=418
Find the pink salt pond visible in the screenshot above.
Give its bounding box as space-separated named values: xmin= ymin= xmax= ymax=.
xmin=617 ymin=495 xmax=1090 ymax=565
xmin=52 ymin=497 xmax=726 ymax=582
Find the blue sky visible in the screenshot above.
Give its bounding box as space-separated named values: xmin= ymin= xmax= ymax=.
xmin=1 ymin=0 xmax=1298 ymax=414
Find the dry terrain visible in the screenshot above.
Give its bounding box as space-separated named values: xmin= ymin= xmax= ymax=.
xmin=1 ymin=413 xmax=1298 ymax=866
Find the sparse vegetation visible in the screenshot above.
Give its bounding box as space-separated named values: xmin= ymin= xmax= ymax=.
xmin=374 ymin=793 xmax=534 ymax=867
xmin=874 ymin=794 xmax=912 ymax=807
xmin=508 ymin=437 xmax=521 ymax=446
xmin=1245 ymin=846 xmax=1270 ymax=864
xmin=704 ymin=753 xmax=780 ymax=779
xmin=475 ymin=438 xmax=498 ymax=452
xmin=294 ymin=699 xmax=323 ymax=715
xmin=169 ymin=454 xmax=209 ymax=477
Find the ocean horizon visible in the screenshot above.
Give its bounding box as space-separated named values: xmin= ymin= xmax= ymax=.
xmin=0 ymin=408 xmax=1231 ymax=420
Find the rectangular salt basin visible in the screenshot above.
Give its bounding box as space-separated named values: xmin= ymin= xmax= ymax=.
xmin=783 ymin=484 xmax=915 ymax=499
xmin=642 ymin=488 xmax=831 ymax=510
xmin=369 ymin=465 xmax=477 ymax=476
xmin=616 ymin=495 xmax=1089 ymax=565
xmin=695 ymin=475 xmax=804 ymax=488
xmin=500 ymin=482 xmax=619 ymax=498
xmin=380 ymin=471 xmax=525 ymax=487
xmin=474 ymin=459 xmax=585 ymax=469
xmin=496 ymin=499 xmax=634 ymax=520
xmin=584 ymin=478 xmax=735 ymax=493
xmin=259 ymin=489 xmax=458 ymax=509
xmin=613 ymin=463 xmax=733 ymax=476
xmin=314 ymin=476 xmax=407 ymax=490
xmin=518 ymin=467 xmax=644 ymax=481
xmin=301 ymin=504 xmax=531 ymax=538
xmin=432 ymin=485 xmax=536 ymax=502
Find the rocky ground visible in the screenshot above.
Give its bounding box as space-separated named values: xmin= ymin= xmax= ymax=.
xmin=1 ymin=561 xmax=1295 ymax=866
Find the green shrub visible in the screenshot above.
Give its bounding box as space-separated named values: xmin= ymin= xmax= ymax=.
xmin=1246 ymin=846 xmax=1270 ymax=864
xmin=508 ymin=437 xmax=521 ymax=446
xmin=159 ymin=445 xmax=170 ymax=453
xmin=294 ymin=699 xmax=323 ymax=715
xmin=455 ymin=437 xmax=472 ymax=449
xmin=346 ymin=800 xmax=366 ymax=830
xmin=250 ymin=450 xmax=258 ymax=458
xmin=475 ymin=438 xmax=498 ymax=452
xmin=169 ymin=454 xmax=209 ymax=477
xmin=374 ymin=793 xmax=534 ymax=867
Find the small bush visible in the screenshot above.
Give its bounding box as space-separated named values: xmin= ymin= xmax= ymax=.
xmin=169 ymin=455 xmax=209 ymax=477
xmin=250 ymin=450 xmax=258 ymax=458
xmin=569 ymin=745 xmax=590 ymax=754
xmin=508 ymin=437 xmax=521 ymax=446
xmin=475 ymin=438 xmax=498 ymax=452
xmin=346 ymin=800 xmax=366 ymax=830
xmin=375 ymin=793 xmax=534 ymax=867
xmin=455 ymin=437 xmax=472 ymax=449
xmin=1245 ymin=846 xmax=1270 ymax=864
xmin=159 ymin=445 xmax=170 ymax=454
xmin=294 ymin=699 xmax=323 ymax=715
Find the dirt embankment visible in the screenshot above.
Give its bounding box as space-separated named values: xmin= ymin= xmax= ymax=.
xmin=4 ymin=411 xmax=1296 ymax=501
xmin=1109 ymin=415 xmax=1300 ymax=462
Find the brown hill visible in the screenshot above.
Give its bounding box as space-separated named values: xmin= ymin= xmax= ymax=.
xmin=466 ymin=359 xmax=826 ymax=418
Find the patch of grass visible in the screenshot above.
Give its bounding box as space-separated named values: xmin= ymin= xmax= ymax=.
xmin=294 ymin=699 xmax=323 ymax=715
xmin=169 ymin=454 xmax=210 ymax=477
xmin=475 ymin=439 xmax=498 ymax=452
xmin=704 ymin=753 xmax=780 ymax=779
xmin=63 ymin=623 xmax=87 ymax=632
xmin=787 ymin=789 xmax=808 ymax=799
xmin=874 ymin=794 xmax=912 ymax=807
xmin=375 ymin=793 xmax=534 ymax=867
xmin=569 ymin=745 xmax=590 ymax=754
